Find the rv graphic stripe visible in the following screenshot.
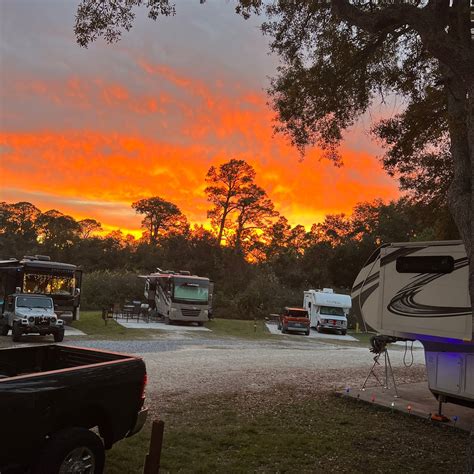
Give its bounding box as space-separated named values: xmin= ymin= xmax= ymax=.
xmin=388 ymin=258 xmax=471 ymax=318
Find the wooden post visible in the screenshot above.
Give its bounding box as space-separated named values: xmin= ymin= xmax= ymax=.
xmin=143 ymin=420 xmax=165 ymax=474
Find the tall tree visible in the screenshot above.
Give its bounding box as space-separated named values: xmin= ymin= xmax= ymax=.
xmin=132 ymin=196 xmax=187 ymax=245
xmin=204 ymin=159 xmax=255 ymax=245
xmin=233 ymin=184 xmax=278 ymax=252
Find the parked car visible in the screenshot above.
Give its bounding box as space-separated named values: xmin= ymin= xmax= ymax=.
xmin=277 ymin=307 xmax=310 ymax=335
xmin=0 ymin=344 xmax=148 ymax=473
xmin=0 ymin=293 xmax=65 ymax=342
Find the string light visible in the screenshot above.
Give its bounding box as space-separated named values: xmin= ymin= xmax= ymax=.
xmin=453 ymin=415 xmax=458 ymax=426
xmin=407 ymin=404 xmax=412 ymax=414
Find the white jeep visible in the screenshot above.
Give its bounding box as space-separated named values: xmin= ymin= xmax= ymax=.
xmin=0 ymin=294 xmax=65 ymax=342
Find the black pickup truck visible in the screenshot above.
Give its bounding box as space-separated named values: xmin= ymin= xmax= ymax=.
xmin=0 ymin=344 xmax=148 ymax=473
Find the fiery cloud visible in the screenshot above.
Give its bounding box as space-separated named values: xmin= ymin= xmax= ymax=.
xmin=1 ymin=51 xmax=398 ymax=236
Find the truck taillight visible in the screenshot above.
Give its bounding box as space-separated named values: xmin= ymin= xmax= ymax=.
xmin=141 ymin=373 xmax=147 ymax=402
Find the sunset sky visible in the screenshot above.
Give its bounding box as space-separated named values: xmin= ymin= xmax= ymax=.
xmin=0 ymin=0 xmax=400 ymax=237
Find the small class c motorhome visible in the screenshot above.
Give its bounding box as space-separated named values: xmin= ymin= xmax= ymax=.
xmin=351 ymin=240 xmax=473 ymax=408
xmin=303 ymin=288 xmax=351 ymax=335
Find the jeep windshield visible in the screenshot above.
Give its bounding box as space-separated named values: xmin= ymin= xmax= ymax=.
xmin=172 ymin=277 xmax=209 ymax=303
xmin=17 ymin=296 xmax=52 ymax=309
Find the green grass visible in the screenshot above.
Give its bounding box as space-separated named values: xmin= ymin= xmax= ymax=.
xmin=71 ymin=311 xmax=160 ymax=340
xmin=106 ymin=390 xmax=469 ymax=473
xmin=206 ymin=318 xmax=273 ymax=340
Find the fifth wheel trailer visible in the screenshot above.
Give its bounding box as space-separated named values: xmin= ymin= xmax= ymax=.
xmin=351 ymin=240 xmax=473 ymax=408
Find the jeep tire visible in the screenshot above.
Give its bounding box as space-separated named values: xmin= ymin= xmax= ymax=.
xmin=54 ymin=328 xmax=65 ymax=343
xmin=33 ymin=427 xmax=105 ymax=474
xmin=12 ymin=323 xmax=22 ymax=342
xmin=0 ymin=323 xmax=9 ymax=336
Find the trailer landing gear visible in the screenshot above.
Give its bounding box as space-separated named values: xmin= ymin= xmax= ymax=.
xmin=431 ymin=396 xmax=450 ymax=422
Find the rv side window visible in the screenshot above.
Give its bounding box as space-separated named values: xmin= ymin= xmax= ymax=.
xmin=396 ymin=256 xmax=454 ymax=274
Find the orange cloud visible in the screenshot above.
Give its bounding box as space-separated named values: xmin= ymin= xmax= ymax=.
xmin=1 ymin=63 xmax=399 ymax=234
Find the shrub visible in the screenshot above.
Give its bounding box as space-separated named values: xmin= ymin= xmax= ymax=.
xmin=80 ymin=271 xmax=144 ymax=310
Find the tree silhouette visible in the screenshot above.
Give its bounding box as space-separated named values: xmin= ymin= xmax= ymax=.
xmin=132 ymin=196 xmax=187 ymax=245
xmin=205 ymin=159 xmax=255 ymax=245
xmin=78 ymin=218 xmax=103 ymax=239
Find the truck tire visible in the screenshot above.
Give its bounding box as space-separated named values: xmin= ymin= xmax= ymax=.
xmin=305 ymin=330 xmax=310 ymax=336
xmin=341 ymin=330 xmax=347 ymax=336
xmin=316 ymin=323 xmax=321 ymax=333
xmin=54 ymin=328 xmax=65 ymax=342
xmin=281 ymin=326 xmax=287 ymax=334
xmin=12 ymin=324 xmax=22 ymax=342
xmin=33 ymin=427 xmax=105 ymax=474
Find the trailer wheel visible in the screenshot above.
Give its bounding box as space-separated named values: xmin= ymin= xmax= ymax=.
xmin=12 ymin=323 xmax=22 ymax=342
xmin=54 ymin=328 xmax=65 ymax=342
xmin=33 ymin=427 xmax=105 ymax=474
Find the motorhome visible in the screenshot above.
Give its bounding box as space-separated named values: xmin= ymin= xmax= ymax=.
xmin=303 ymin=288 xmax=351 ymax=335
xmin=351 ymin=240 xmax=473 ymax=408
xmin=0 ymin=255 xmax=82 ymax=322
xmin=142 ymin=269 xmax=212 ymax=325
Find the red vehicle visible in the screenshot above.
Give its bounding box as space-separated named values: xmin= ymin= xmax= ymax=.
xmin=277 ymin=307 xmax=310 ymax=336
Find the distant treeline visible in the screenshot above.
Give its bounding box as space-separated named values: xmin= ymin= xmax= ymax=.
xmin=0 ymin=159 xmax=458 ymax=318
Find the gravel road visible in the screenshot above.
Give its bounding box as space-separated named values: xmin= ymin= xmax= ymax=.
xmin=1 ymin=334 xmax=427 ymax=409
xmin=60 ymin=336 xmax=427 ymax=409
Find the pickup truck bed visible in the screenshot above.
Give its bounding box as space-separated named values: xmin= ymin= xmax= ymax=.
xmin=0 ymin=344 xmax=147 ymax=472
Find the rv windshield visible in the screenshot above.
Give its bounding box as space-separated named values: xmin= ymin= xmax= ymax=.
xmin=320 ymin=306 xmax=345 ymax=316
xmin=17 ymin=296 xmax=52 ymax=309
xmin=173 ymin=278 xmax=209 ymax=303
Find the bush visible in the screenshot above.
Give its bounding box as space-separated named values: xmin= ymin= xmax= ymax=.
xmin=81 ymin=271 xmax=144 ymax=310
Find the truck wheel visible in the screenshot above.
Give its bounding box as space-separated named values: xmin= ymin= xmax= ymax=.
xmin=277 ymin=323 xmax=281 ymax=330
xmin=305 ymin=330 xmax=310 ymax=336
xmin=54 ymin=328 xmax=65 ymax=342
xmin=341 ymin=330 xmax=347 ymax=336
xmin=316 ymin=323 xmax=321 ymax=333
xmin=197 ymin=321 xmax=204 ymax=326
xmin=33 ymin=427 xmax=105 ymax=474
xmin=12 ymin=324 xmax=22 ymax=342
xmin=0 ymin=324 xmax=9 ymax=336
xmin=281 ymin=326 xmax=287 ymax=334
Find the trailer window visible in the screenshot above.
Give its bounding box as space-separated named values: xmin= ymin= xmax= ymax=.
xmin=23 ymin=273 xmax=75 ymax=295
xmin=396 ymin=256 xmax=454 ymax=274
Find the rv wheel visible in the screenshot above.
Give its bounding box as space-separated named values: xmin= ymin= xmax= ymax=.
xmin=341 ymin=330 xmax=347 ymax=336
xmin=316 ymin=323 xmax=321 ymax=333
